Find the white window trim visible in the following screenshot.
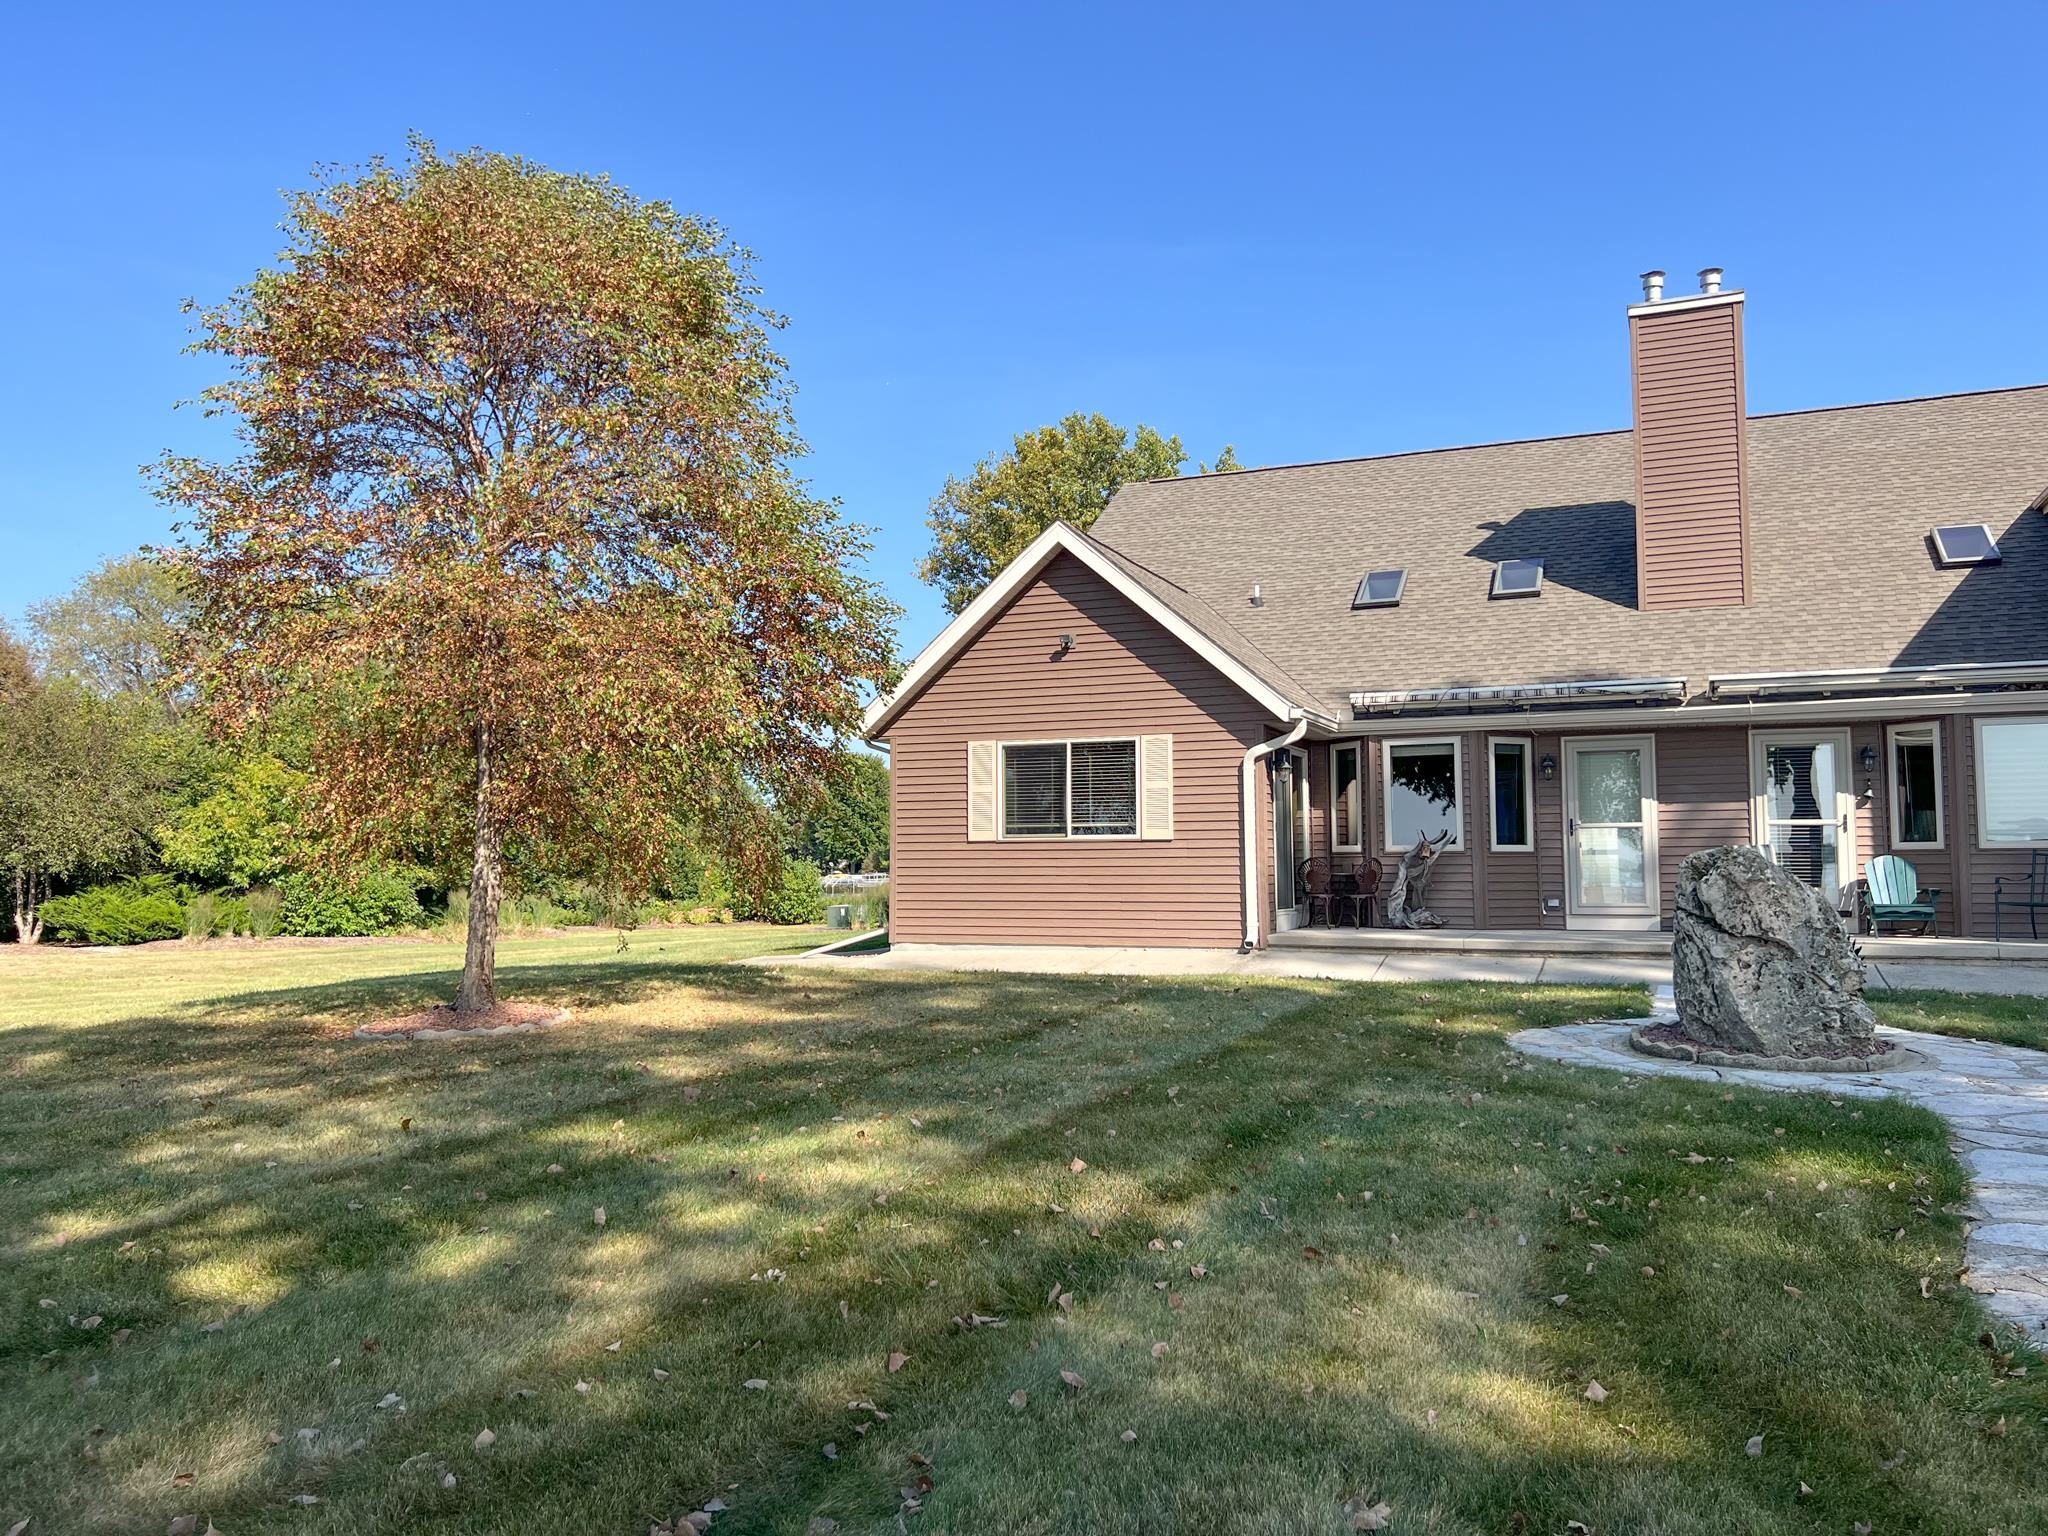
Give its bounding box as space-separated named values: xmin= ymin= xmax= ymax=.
xmin=996 ymin=737 xmax=1141 ymax=840
xmin=1886 ymin=721 xmax=1945 ymax=850
xmin=1973 ymin=716 xmax=2048 ymax=849
xmin=1930 ymin=522 xmax=2000 ymax=567
xmin=1487 ymin=736 xmax=1536 ymax=852
xmin=1329 ymin=741 xmax=1364 ymax=853
xmin=1380 ymin=734 xmax=1464 ymax=852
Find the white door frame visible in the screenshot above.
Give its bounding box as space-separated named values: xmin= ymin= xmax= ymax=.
xmin=1563 ymin=734 xmax=1662 ymax=930
xmin=1748 ymin=727 xmax=1857 ymax=913
xmin=1273 ymin=746 xmax=1310 ymax=932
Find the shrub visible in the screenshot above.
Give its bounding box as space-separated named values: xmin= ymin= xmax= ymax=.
xmin=39 ymin=880 xmax=185 ymax=946
xmin=277 ymin=868 xmax=428 ymax=937
xmin=759 ymin=859 xmax=825 ymax=925
xmin=217 ymin=895 xmax=253 ymax=936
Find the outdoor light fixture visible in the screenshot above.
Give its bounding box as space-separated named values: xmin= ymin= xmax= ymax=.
xmin=1057 ymin=633 xmax=1075 ymax=656
xmin=1538 ymin=753 xmax=1557 ymax=782
xmin=1859 ymin=742 xmax=1878 ymax=798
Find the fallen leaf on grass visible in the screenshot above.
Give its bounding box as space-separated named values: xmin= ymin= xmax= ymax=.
xmin=1188 ymin=1264 xmax=1208 ymax=1279
xmin=1919 ymin=1276 xmax=1933 ymax=1298
xmin=742 ymin=1379 xmax=768 ymax=1391
xmin=822 ymin=1442 xmax=837 ymax=1461
xmin=171 ymin=1472 xmax=195 ymax=1489
xmin=1151 ymin=1342 xmax=1169 ymax=1359
xmin=441 ymin=1472 xmax=457 ymax=1489
xmin=1055 ymin=1292 xmax=1074 ymax=1313
xmin=168 ymin=1518 xmax=198 ymax=1536
xmin=1059 ymin=1369 xmax=1087 ymax=1390
xmin=473 ymin=1428 xmax=496 ymax=1452
xmin=1797 ymin=1482 xmax=1813 ymax=1498
xmin=1986 ymin=1416 xmax=2008 ymax=1438
xmin=1008 ymin=1389 xmax=1028 ymax=1409
xmin=653 ymin=1368 xmax=671 ymax=1382
xmin=593 ymin=1207 xmax=606 ymax=1227
xmin=1119 ymin=1429 xmax=1137 ymax=1443
xmin=575 ymin=1379 xmax=594 ymax=1395
xmin=1745 ymin=1433 xmax=1765 ymax=1457
xmin=1347 ymin=1499 xmax=1393 ymax=1530
xmin=1069 ymin=1158 xmax=1087 ymax=1173
xmin=887 ymin=1351 xmax=910 ymax=1373
xmin=1167 ymin=1292 xmax=1185 ymax=1310
xmin=1584 ymin=1381 xmax=1608 ymax=1403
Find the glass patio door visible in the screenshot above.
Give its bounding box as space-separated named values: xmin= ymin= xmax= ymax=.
xmin=1273 ymin=747 xmax=1309 ymax=932
xmin=1565 ymin=736 xmax=1660 ymax=928
xmin=1751 ymin=730 xmax=1854 ymax=909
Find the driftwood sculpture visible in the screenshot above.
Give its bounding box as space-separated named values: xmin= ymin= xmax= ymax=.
xmin=1384 ymin=829 xmax=1451 ymax=928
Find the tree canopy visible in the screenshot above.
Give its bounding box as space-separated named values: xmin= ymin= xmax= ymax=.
xmin=918 ymin=414 xmax=1186 ymax=615
xmin=153 ymin=140 xmax=897 ymax=1011
xmin=791 ymin=750 xmax=889 ymax=871
xmin=28 ymin=552 xmax=195 ymax=714
xmin=0 ymin=684 xmax=181 ymax=942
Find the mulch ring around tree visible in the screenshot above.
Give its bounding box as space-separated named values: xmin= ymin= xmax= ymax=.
xmin=353 ymin=1001 xmax=571 ymax=1042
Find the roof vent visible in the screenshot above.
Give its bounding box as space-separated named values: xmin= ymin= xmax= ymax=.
xmin=1249 ymin=583 xmax=1263 ymax=607
xmin=1698 ymin=266 xmax=1724 ymax=295
xmin=1640 ymin=269 xmax=1666 ymax=303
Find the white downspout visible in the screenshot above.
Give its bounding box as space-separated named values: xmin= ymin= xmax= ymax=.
xmin=1239 ymin=714 xmax=1310 ymax=953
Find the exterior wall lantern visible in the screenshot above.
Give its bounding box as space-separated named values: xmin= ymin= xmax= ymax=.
xmin=1538 ymin=753 xmax=1557 ymax=782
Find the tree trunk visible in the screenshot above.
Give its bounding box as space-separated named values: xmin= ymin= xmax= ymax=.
xmin=13 ymin=871 xmax=42 ymax=945
xmin=456 ymin=722 xmax=504 ymax=1013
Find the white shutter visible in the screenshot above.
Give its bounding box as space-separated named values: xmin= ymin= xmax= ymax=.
xmin=1139 ymin=734 xmax=1173 ymax=840
xmin=966 ymin=741 xmax=998 ymax=841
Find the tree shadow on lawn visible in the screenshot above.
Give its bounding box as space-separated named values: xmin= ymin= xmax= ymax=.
xmin=6 ymin=973 xmax=2043 ymax=1534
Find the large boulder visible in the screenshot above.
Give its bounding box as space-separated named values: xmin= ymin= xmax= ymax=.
xmin=1669 ymin=844 xmax=1877 ymax=1059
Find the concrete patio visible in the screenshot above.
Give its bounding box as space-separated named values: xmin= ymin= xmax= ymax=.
xmin=761 ymin=934 xmax=2048 ymax=996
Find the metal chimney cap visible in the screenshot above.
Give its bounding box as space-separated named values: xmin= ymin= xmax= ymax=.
xmin=1698 ymin=266 xmax=1724 ymax=294
xmin=1639 ymin=270 xmax=1666 ymax=303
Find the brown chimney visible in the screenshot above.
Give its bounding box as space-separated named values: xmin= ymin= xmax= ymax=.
xmin=1628 ymin=267 xmax=1749 ymax=610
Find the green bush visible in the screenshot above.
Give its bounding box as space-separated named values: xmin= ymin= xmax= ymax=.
xmin=277 ymin=868 xmax=427 ymax=937
xmin=759 ymin=859 xmax=826 ymax=925
xmin=39 ymin=880 xmax=185 ymax=946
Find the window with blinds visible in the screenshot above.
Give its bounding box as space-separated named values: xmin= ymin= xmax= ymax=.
xmin=1978 ymin=719 xmax=2048 ymax=847
xmin=1069 ymin=740 xmax=1138 ymax=836
xmin=1001 ymin=743 xmax=1067 ymax=837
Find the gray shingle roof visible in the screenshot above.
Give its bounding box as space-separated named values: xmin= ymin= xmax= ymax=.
xmin=1087 ymin=386 xmax=2048 ymax=719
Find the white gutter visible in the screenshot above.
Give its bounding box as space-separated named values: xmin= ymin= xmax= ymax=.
xmin=1350 ymin=676 xmax=1687 ymax=713
xmin=1708 ymin=659 xmax=2048 ymax=698
xmin=1239 ymin=714 xmax=1310 ymax=953
xmin=1344 ymin=685 xmax=2048 ymax=736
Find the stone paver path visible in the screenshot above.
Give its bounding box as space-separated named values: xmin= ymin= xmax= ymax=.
xmin=1510 ymin=998 xmax=2048 ymax=1337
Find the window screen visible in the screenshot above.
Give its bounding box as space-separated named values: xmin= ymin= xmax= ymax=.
xmin=1069 ymin=740 xmax=1138 ymax=836
xmin=1331 ymin=744 xmax=1362 ymax=851
xmin=1001 ymin=743 xmax=1066 ymax=837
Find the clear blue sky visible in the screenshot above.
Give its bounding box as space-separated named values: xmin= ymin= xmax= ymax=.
xmin=4 ymin=1 xmax=2044 ymax=659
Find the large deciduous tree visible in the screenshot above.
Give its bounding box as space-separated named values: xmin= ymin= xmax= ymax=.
xmin=918 ymin=414 xmax=1187 ymax=615
xmin=791 ymin=750 xmax=890 ymax=872
xmin=28 ymin=552 xmax=196 ymax=716
xmin=0 ymin=684 xmax=178 ymax=942
xmin=153 ymin=141 xmax=896 ymax=1013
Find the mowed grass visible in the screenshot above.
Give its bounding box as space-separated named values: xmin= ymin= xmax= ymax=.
xmin=1874 ymin=988 xmax=2048 ymax=1053
xmin=3 ymin=934 xmax=2044 ymax=1535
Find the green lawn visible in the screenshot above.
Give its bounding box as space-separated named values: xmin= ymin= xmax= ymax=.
xmin=3 ymin=932 xmax=2043 ymax=1535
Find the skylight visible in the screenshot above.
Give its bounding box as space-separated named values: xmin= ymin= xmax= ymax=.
xmin=1490 ymin=558 xmax=1544 ymax=598
xmin=1352 ymin=569 xmax=1407 ymax=608
xmin=1930 ymin=523 xmax=2001 ymax=567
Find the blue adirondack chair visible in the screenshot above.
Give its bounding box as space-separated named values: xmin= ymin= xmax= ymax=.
xmin=1864 ymin=855 xmax=1941 ymax=936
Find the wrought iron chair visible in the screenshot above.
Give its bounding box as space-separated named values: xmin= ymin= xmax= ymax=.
xmin=1330 ymin=858 xmax=1380 ymax=928
xmin=1297 ymin=858 xmax=1340 ymax=927
xmin=1994 ymin=851 xmax=2048 ymax=942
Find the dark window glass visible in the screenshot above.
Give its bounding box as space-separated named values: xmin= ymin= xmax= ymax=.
xmin=1894 ymin=732 xmax=1940 ymax=844
xmin=1069 ymin=740 xmax=1137 ymax=836
xmin=1931 ymin=524 xmax=1999 ymax=566
xmin=1002 ymin=743 xmax=1066 ymax=836
xmin=1332 ymin=744 xmax=1361 ymax=849
xmin=1492 ymin=742 xmax=1530 ymax=848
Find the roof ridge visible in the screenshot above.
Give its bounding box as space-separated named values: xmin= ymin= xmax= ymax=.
xmin=1129 ymin=380 xmax=2048 ymax=486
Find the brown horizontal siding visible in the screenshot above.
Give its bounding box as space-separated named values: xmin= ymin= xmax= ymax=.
xmin=1631 ymin=298 xmax=1749 ymax=612
xmin=883 ymin=551 xmax=1265 ymax=948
